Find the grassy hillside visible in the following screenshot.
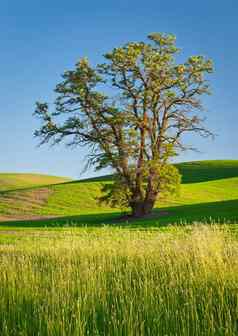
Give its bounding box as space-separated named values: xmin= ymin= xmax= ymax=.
xmin=177 ymin=160 xmax=238 ymax=183
xmin=84 ymin=160 xmax=238 ymax=184
xmin=0 ymin=173 xmax=71 ymax=192
xmin=0 ymin=160 xmax=237 ymax=226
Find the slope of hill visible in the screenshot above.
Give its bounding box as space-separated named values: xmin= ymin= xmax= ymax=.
xmin=0 ymin=160 xmax=237 ymax=225
xmin=0 ymin=173 xmax=71 ymax=192
xmin=81 ymin=160 xmax=238 ymax=184
xmin=177 ymin=160 xmax=238 ymax=183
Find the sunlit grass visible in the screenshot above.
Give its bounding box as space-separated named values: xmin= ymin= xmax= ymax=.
xmin=0 ymin=225 xmax=237 ymax=335
xmin=0 ymin=173 xmax=70 ymax=192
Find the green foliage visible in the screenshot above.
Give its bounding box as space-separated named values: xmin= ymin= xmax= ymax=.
xmin=155 ymin=162 xmax=181 ymax=199
xmin=99 ymin=163 xmax=181 ymax=212
xmin=99 ymin=177 xmax=131 ymax=211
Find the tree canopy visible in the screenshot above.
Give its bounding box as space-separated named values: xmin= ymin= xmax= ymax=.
xmin=35 ymin=33 xmax=213 ymax=217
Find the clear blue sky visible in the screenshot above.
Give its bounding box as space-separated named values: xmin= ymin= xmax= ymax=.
xmin=0 ymin=0 xmax=237 ymax=178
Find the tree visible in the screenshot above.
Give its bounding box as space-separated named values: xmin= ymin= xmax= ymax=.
xmin=34 ymin=33 xmax=213 ymax=218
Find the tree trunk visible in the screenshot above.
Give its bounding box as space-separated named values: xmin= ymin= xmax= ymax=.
xmin=130 ymin=198 xmax=156 ymax=218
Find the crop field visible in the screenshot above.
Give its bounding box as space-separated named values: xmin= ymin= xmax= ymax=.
xmin=0 ymin=225 xmax=238 ymax=335
xmin=0 ymin=173 xmax=70 ymax=192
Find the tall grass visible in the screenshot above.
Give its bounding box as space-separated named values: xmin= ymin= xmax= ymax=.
xmin=0 ymin=226 xmax=237 ymax=335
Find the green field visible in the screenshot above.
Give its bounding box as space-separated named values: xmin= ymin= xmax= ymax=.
xmin=0 ymin=160 xmax=238 ymax=335
xmin=0 ymin=173 xmax=70 ymax=192
xmin=0 ymin=225 xmax=238 ymax=335
xmin=0 ymin=160 xmax=237 ymax=227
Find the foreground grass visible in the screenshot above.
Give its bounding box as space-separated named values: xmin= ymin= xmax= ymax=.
xmin=0 ymin=225 xmax=238 ymax=335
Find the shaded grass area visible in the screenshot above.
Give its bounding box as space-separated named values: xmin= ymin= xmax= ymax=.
xmin=0 ymin=226 xmax=238 ymax=335
xmin=1 ymin=199 xmax=237 ymax=229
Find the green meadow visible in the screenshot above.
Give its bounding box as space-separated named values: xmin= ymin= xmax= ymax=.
xmin=0 ymin=160 xmax=238 ymax=335
xmin=0 ymin=226 xmax=238 ymax=335
xmin=0 ymin=173 xmax=70 ymax=192
xmin=0 ymin=160 xmax=237 ymax=226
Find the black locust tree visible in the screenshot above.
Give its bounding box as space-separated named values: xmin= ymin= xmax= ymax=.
xmin=34 ymin=33 xmax=213 ymax=217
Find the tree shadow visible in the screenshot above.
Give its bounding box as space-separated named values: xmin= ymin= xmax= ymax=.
xmin=0 ymin=199 xmax=237 ymax=228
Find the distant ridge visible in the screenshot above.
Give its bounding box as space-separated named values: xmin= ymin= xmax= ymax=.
xmin=79 ymin=160 xmax=238 ymax=184
xmin=0 ymin=173 xmax=71 ymax=192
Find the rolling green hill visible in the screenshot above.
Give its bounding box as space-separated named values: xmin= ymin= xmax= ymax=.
xmin=177 ymin=160 xmax=238 ymax=183
xmin=0 ymin=173 xmax=71 ymax=192
xmin=0 ymin=160 xmax=237 ymax=226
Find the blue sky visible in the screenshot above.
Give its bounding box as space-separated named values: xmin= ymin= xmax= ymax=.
xmin=0 ymin=0 xmax=237 ymax=178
